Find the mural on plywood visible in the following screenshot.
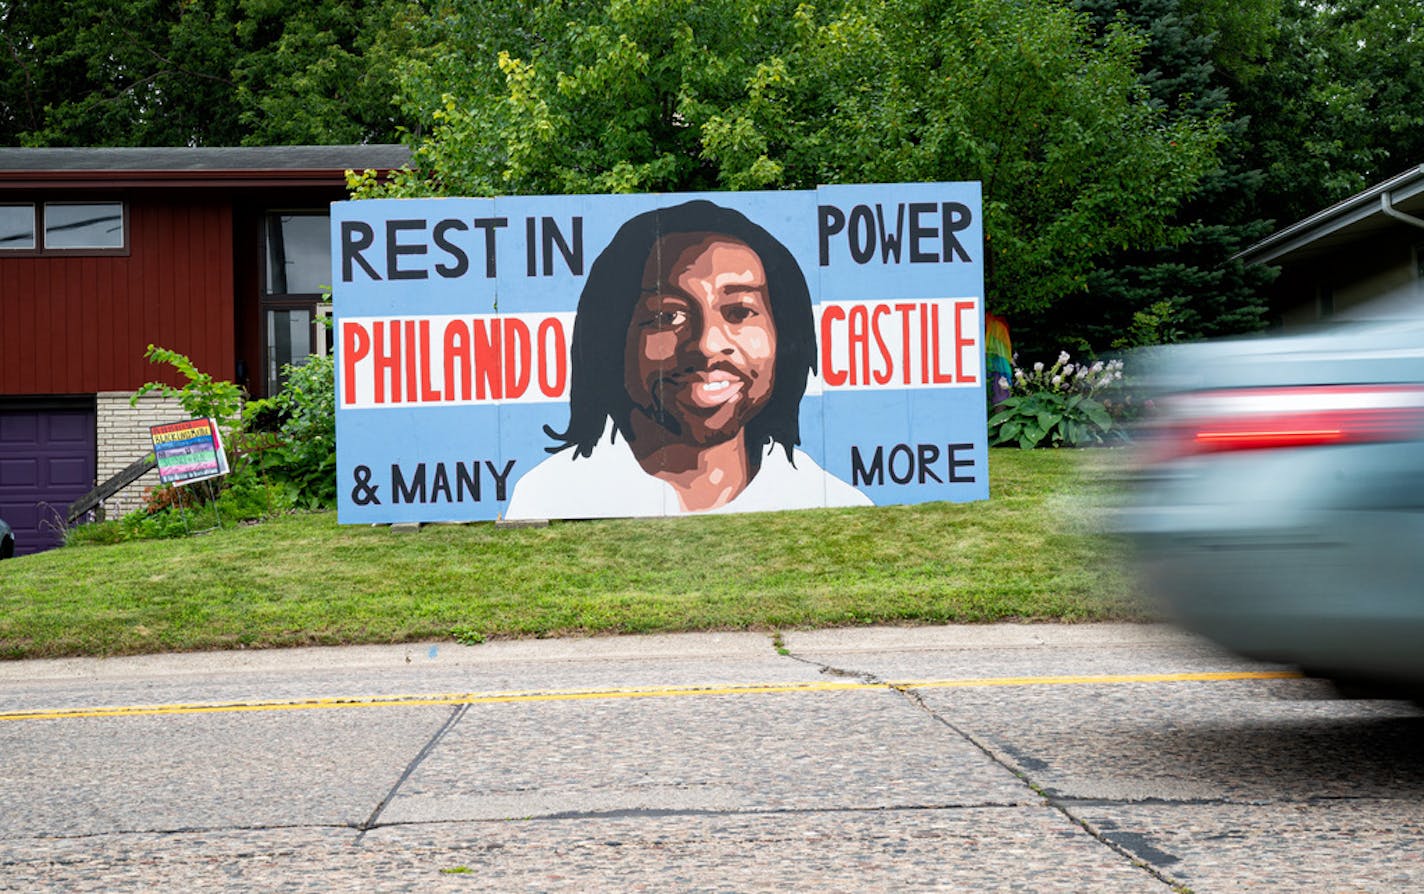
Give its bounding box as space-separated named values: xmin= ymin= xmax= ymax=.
xmin=333 ymin=184 xmax=987 ymax=523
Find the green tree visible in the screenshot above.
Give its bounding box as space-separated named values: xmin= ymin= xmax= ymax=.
xmin=0 ymin=0 xmax=418 ymax=147
xmin=0 ymin=0 xmax=237 ymax=145
xmin=1177 ymin=0 xmax=1282 ymax=85
xmin=365 ymin=0 xmax=1224 ymax=339
xmin=375 ymin=0 xmax=800 ymax=195
xmin=1042 ymin=0 xmax=1274 ymax=358
xmin=231 ymin=0 xmax=423 ymax=145
xmin=1240 ymin=0 xmax=1424 ymax=227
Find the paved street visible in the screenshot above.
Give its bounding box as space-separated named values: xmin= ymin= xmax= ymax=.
xmin=1 ymin=623 xmax=1421 ymax=892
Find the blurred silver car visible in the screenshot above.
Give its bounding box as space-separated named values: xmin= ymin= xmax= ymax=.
xmin=1124 ymin=299 xmax=1424 ymax=696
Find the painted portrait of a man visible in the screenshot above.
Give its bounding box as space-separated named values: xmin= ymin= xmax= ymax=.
xmin=505 ymin=199 xmax=870 ymax=519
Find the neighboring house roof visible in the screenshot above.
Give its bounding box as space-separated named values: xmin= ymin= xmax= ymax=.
xmin=1238 ymin=164 xmax=1424 ymax=266
xmin=0 ymin=144 xmax=411 ymax=189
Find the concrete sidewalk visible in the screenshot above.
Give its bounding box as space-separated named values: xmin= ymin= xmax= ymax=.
xmin=0 ymin=621 xmax=1196 ymax=682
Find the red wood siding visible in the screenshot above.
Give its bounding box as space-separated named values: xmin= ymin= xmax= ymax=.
xmin=0 ymin=197 xmax=235 ymax=394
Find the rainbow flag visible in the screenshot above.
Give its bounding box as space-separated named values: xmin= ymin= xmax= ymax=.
xmin=985 ymin=313 xmax=1013 ymax=404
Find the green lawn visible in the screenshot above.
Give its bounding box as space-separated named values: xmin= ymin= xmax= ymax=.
xmin=0 ymin=448 xmax=1146 ymax=659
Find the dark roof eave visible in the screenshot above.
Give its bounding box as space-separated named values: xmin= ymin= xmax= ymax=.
xmin=0 ymin=167 xmax=398 ymax=190
xmin=0 ymin=144 xmax=410 ymax=189
xmin=1236 ymin=164 xmax=1424 ymax=265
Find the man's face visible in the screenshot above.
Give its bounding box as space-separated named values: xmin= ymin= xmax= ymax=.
xmin=625 ymin=232 xmax=778 ymax=446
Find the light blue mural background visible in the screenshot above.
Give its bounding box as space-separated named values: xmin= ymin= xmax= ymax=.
xmin=333 ymin=184 xmax=987 ymax=523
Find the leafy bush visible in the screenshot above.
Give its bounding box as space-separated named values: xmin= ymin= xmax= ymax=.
xmin=132 ymin=344 xmax=245 ymax=447
xmin=1111 ymin=299 xmax=1186 ymax=351
xmin=244 ymin=354 xmax=337 ymax=508
xmin=988 ymin=352 xmax=1128 ymax=449
xmin=65 ymin=507 xmax=190 ymax=545
xmin=66 ymin=347 xmax=334 ymax=547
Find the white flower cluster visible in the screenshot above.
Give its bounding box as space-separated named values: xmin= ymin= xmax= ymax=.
xmin=997 ymin=352 xmax=1124 ymax=397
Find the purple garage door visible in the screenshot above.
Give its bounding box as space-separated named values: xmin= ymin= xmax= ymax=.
xmin=0 ymin=405 xmax=96 ymax=556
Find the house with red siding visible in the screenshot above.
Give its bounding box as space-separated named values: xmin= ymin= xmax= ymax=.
xmin=0 ymin=145 xmax=409 ymax=555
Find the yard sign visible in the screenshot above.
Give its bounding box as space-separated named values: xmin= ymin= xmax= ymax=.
xmin=149 ymin=418 xmax=230 ymax=486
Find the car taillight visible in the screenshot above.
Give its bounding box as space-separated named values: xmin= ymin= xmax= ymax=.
xmin=1144 ymin=384 xmax=1424 ymax=463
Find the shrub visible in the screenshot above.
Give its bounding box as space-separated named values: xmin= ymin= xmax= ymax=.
xmin=988 ymin=352 xmax=1128 ymax=449
xmin=63 ymin=347 xmax=327 ymax=547
xmin=133 ymin=345 xmax=245 ymax=447
xmin=244 ymin=354 xmax=337 ymax=508
xmin=67 ymin=472 xmax=300 ymax=547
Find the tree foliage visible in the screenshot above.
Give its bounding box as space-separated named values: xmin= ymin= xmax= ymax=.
xmin=12 ymin=0 xmax=1419 ymax=358
xmin=0 ymin=0 xmax=419 ymax=146
xmin=1176 ymin=0 xmax=1282 ymax=84
xmin=1034 ymin=0 xmax=1275 ymax=358
xmin=361 ymin=0 xmax=1224 ymax=336
xmin=1238 ymin=0 xmax=1424 ymax=227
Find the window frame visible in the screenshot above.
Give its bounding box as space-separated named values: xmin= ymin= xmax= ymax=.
xmin=262 ymin=210 xmax=331 ymax=298
xmin=260 ymin=209 xmax=331 ymax=396
xmin=0 ymin=200 xmax=130 ymax=257
xmin=0 ymin=203 xmax=37 ymax=252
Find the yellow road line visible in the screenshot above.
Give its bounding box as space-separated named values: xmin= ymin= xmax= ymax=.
xmin=0 ymin=670 xmax=1302 ymax=723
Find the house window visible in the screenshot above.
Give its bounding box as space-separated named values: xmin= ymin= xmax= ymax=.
xmin=266 ymin=307 xmax=315 ymax=391
xmin=0 ymin=204 xmax=36 ymax=249
xmin=262 ymin=211 xmax=329 ymax=395
xmin=265 ymin=212 xmax=330 ymax=296
xmin=0 ymin=202 xmax=126 ymax=253
xmin=44 ymin=202 xmax=125 ymax=250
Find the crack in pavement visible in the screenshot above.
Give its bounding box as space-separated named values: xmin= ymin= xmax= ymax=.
xmin=355 ymin=703 xmax=469 ymax=843
xmin=778 ymin=643 xmax=1190 ymax=892
xmin=342 ymin=638 xmax=1199 ymax=888
xmin=0 ymin=821 xmax=356 ymax=845
xmin=522 ymin=801 xmax=1025 ymax=822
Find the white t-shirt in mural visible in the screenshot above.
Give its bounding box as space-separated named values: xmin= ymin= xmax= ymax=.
xmin=504 ymin=426 xmax=872 ymax=520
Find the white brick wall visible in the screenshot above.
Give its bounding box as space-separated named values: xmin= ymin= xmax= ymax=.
xmin=95 ymin=391 xmax=186 ymax=518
